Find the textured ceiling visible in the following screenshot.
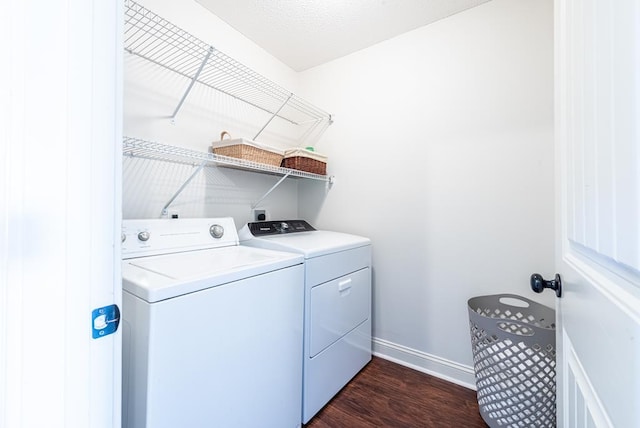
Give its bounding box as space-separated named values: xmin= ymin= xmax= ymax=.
xmin=196 ymin=0 xmax=492 ymax=71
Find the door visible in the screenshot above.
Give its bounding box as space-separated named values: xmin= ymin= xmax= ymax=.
xmin=555 ymin=0 xmax=640 ymax=426
xmin=0 ymin=0 xmax=122 ymax=427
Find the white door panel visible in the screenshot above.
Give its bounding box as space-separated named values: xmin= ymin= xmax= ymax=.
xmin=0 ymin=0 xmax=122 ymax=427
xmin=564 ymin=331 xmax=611 ymax=428
xmin=560 ymin=253 xmax=640 ymax=427
xmin=555 ymin=0 xmax=640 ymax=426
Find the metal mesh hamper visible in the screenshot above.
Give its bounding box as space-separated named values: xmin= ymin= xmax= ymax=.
xmin=468 ymin=294 xmax=556 ymax=427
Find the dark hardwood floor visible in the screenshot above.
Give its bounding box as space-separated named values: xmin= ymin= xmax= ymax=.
xmin=305 ymin=357 xmax=489 ymax=428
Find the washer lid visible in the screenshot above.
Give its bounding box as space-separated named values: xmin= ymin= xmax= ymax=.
xmin=239 ymin=226 xmax=370 ymax=259
xmin=122 ymin=246 xmax=303 ymax=303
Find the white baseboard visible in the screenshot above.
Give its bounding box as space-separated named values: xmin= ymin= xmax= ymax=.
xmin=372 ymin=337 xmax=477 ymax=390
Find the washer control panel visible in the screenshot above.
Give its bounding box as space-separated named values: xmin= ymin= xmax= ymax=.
xmin=247 ymin=220 xmax=316 ymax=236
xmin=122 ymin=217 xmax=238 ymax=259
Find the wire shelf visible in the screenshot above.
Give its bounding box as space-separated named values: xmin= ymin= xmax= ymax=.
xmin=123 ymin=137 xmax=331 ymax=182
xmin=124 ymin=0 xmax=332 ymax=127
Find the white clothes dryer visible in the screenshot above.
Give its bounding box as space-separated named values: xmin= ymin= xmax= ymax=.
xmin=239 ymin=220 xmax=372 ymax=423
xmin=121 ymin=217 xmax=304 ymax=428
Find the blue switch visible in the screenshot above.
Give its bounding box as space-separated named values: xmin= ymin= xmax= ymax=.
xmin=92 ymin=304 xmax=120 ymax=339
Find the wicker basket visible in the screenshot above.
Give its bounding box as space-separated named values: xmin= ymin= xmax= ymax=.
xmin=281 ymin=148 xmax=327 ymax=175
xmin=211 ymin=132 xmax=283 ymax=167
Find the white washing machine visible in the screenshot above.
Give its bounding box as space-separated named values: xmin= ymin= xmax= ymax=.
xmin=121 ymin=217 xmax=304 ymax=428
xmin=239 ymin=220 xmax=371 ymax=423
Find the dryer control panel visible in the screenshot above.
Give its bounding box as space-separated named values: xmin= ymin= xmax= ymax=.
xmin=246 ymin=220 xmax=316 ymax=236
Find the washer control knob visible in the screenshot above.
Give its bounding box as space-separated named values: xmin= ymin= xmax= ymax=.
xmin=137 ymin=231 xmax=150 ymax=242
xmin=210 ymin=224 xmax=224 ymax=239
xmin=121 ymin=233 xmax=126 ymax=243
xmin=277 ymin=222 xmax=289 ymax=232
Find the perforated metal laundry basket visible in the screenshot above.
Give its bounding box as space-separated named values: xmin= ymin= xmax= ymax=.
xmin=468 ymin=294 xmax=556 ymax=428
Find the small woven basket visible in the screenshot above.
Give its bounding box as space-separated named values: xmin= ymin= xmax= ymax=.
xmin=281 ymin=148 xmax=327 ymax=175
xmin=212 ymin=132 xmax=283 ymax=167
xmin=281 ymin=157 xmax=326 ymax=175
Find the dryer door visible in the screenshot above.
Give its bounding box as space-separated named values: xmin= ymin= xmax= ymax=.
xmin=309 ymin=267 xmax=371 ymax=357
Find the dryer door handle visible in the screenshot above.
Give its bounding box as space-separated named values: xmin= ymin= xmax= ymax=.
xmin=338 ymin=278 xmax=352 ymax=292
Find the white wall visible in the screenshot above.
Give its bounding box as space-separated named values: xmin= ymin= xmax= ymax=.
xmin=124 ymin=0 xmax=305 ymax=224
xmin=299 ymin=0 xmax=555 ymax=386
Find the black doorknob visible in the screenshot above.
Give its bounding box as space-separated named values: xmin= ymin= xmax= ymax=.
xmin=530 ymin=273 xmax=562 ymax=298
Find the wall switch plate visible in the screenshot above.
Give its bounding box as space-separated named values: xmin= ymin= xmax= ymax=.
xmin=253 ymin=209 xmax=267 ymax=221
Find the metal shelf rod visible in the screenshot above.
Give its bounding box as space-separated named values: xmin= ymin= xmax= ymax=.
xmin=160 ymin=160 xmax=207 ymax=217
xmin=253 ymin=93 xmax=293 ymax=140
xmin=171 ymin=47 xmax=214 ymax=122
xmin=251 ymin=171 xmax=292 ymax=210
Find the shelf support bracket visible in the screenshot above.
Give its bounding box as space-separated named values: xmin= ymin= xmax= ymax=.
xmin=161 ymin=160 xmax=207 ymax=217
xmin=253 ymin=93 xmax=293 ymax=140
xmin=251 ymin=171 xmax=292 ymax=209
xmin=170 ymin=46 xmax=215 ymax=122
